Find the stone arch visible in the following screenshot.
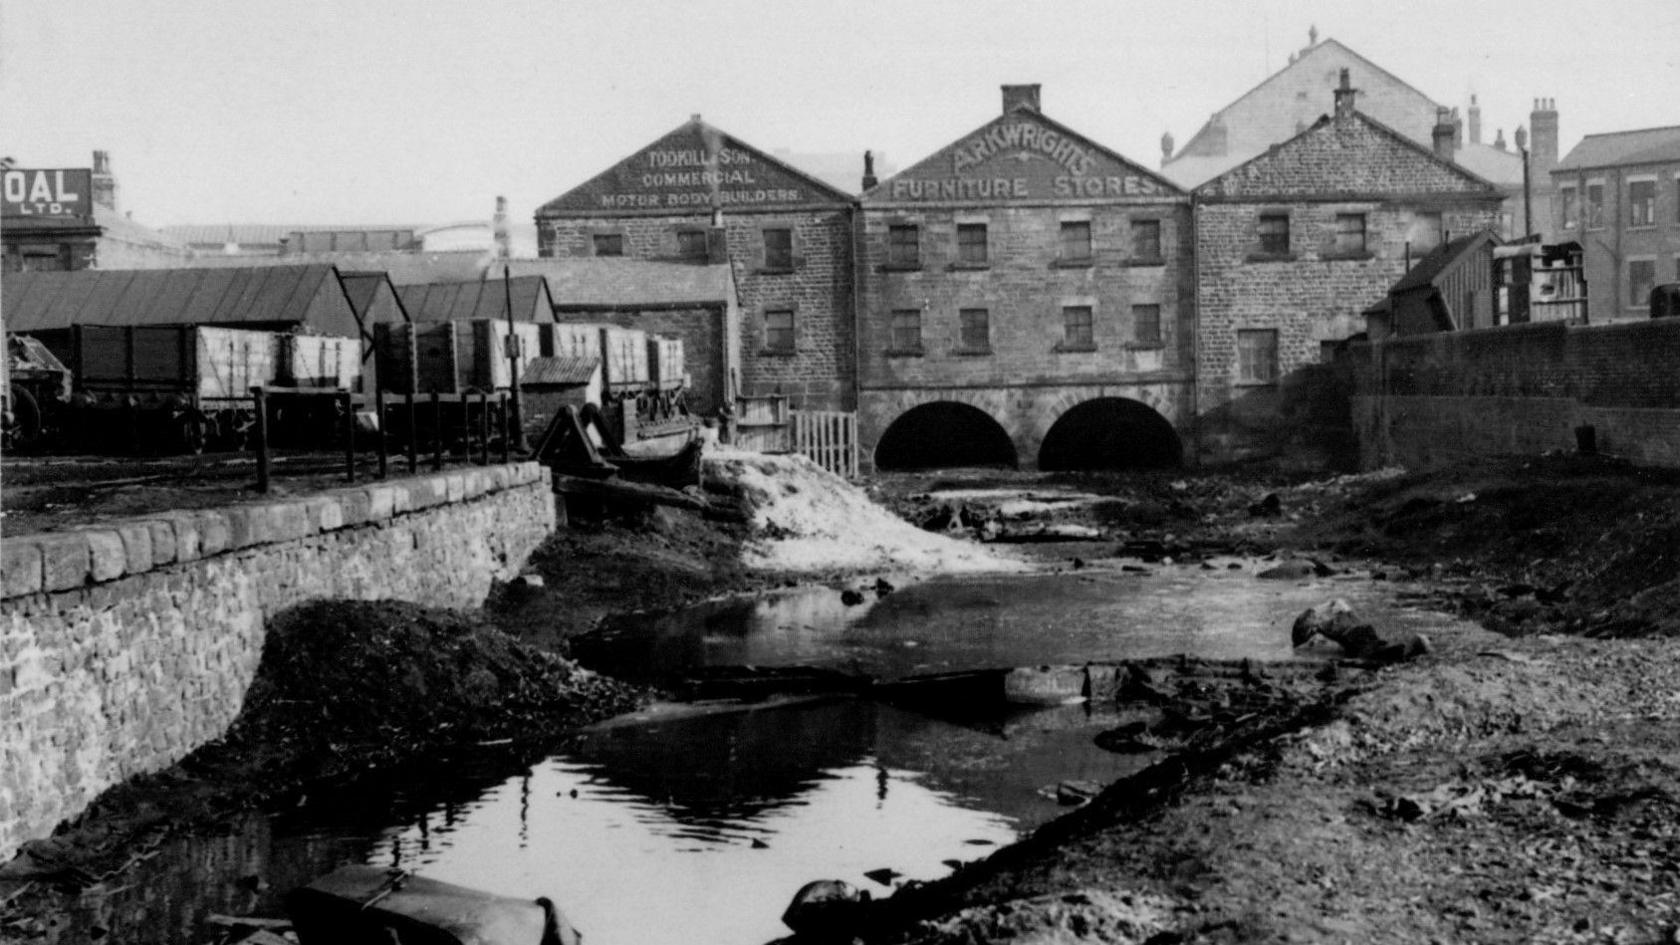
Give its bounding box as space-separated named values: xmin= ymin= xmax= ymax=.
xmin=1037 ymin=397 xmax=1183 ymax=470
xmin=874 ymin=401 xmax=1017 ymax=470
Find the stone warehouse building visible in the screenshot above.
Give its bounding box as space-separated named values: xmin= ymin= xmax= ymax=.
xmin=533 ymin=117 xmax=856 ymax=413
xmin=1551 ymin=125 xmax=1680 ymax=322
xmin=1192 ymin=73 xmax=1504 ymax=463
xmin=856 ymin=85 xmax=1193 ymax=471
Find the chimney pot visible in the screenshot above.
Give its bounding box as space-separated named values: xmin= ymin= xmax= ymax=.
xmin=1432 ymin=110 xmax=1457 ymax=162
xmin=1332 ymin=69 xmax=1359 ymax=120
xmin=1160 ymin=131 xmax=1175 ymax=162
xmin=1468 ymin=94 xmax=1482 ymax=145
xmin=1001 ymin=84 xmax=1041 ymax=114
xmin=862 ymin=150 xmax=878 ymax=191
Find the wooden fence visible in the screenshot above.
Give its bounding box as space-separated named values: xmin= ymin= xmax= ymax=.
xmin=792 ymin=409 xmax=858 ymax=478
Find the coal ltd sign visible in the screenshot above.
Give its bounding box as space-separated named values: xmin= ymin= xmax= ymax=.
xmin=2 ymin=168 xmax=93 ymax=218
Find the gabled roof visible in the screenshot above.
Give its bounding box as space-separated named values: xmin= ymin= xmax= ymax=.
xmin=1391 ymin=230 xmax=1500 ymax=293
xmin=1555 ymin=125 xmax=1680 ymax=172
xmin=535 ymin=117 xmax=854 ymax=217
xmin=339 ymin=271 xmax=411 ymax=323
xmin=397 ymin=275 xmax=554 ymax=323
xmin=866 ymin=105 xmax=1183 ymax=204
xmin=0 ymin=264 xmax=343 ymax=333
xmin=1194 ymin=109 xmax=1502 ymax=200
xmin=1164 ymin=38 xmax=1443 ymax=188
xmin=504 ymin=258 xmax=735 ymax=308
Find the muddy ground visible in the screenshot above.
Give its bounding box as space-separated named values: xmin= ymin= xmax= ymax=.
xmin=4 ymin=452 xmax=1680 ymax=943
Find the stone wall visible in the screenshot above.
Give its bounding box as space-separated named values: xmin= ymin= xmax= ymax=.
xmin=0 ymin=463 xmax=553 ymax=863
xmin=1351 ymin=320 xmax=1680 ymax=468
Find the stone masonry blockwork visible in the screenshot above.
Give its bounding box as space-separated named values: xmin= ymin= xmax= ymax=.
xmin=0 ymin=463 xmax=554 ymax=862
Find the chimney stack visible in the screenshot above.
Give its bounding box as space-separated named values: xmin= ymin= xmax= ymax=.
xmin=1451 ymin=107 xmax=1464 ymax=148
xmin=1160 ymin=131 xmax=1174 ymax=163
xmin=1432 ymin=108 xmax=1457 ymax=161
xmin=1001 ymin=84 xmax=1041 ymax=114
xmin=1494 ymin=128 xmax=1507 ymax=151
xmin=1468 ymin=94 xmax=1482 ymax=145
xmin=1529 ymin=97 xmax=1559 ymax=176
xmin=91 ymin=150 xmax=117 ymax=212
xmin=1332 ymin=68 xmax=1359 ymax=120
xmin=492 ymin=195 xmax=510 ymax=259
xmin=862 ymin=150 xmax=878 ymax=191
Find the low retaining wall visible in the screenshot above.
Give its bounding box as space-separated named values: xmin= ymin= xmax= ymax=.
xmin=1352 ymin=320 xmax=1680 ymax=470
xmin=0 ymin=462 xmax=554 ymax=863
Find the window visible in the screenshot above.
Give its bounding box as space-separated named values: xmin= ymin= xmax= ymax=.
xmin=1630 ymin=259 xmax=1656 ymax=309
xmin=1407 ymin=212 xmax=1443 ymax=253
xmin=1131 ymin=219 xmax=1162 ymax=261
xmin=956 ymin=223 xmax=988 ymax=264
xmin=764 ymin=309 xmax=795 ymax=352
xmin=889 ymin=309 xmax=922 ymax=351
xmin=763 ymin=227 xmax=793 ymax=269
xmin=1333 ymin=213 xmax=1367 ymax=256
xmin=887 ymin=225 xmax=920 ymax=267
xmin=1629 ymin=179 xmax=1656 ymax=227
xmin=1559 ymin=186 xmax=1578 ymax=230
xmin=1586 ymin=180 xmax=1605 ymax=229
xmin=1236 ymin=329 xmax=1279 ymax=384
xmin=1257 ymin=213 xmax=1290 ymax=255
xmin=959 ymin=308 xmax=990 ymax=350
xmin=676 ymin=230 xmax=709 ymax=261
xmin=1062 ymin=305 xmax=1094 ymax=348
xmin=1059 ymin=221 xmax=1092 ymax=262
xmin=592 ymin=233 xmax=624 ymax=257
xmin=1132 ymin=304 xmax=1162 ymax=346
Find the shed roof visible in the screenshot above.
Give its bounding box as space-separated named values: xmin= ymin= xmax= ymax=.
xmin=0 ymin=264 xmax=344 ymax=333
xmin=1555 ymin=125 xmax=1680 ymax=172
xmin=1391 ymin=230 xmax=1500 ymax=293
xmin=504 ymin=258 xmax=734 ymax=308
xmin=397 ymin=274 xmax=553 ymax=322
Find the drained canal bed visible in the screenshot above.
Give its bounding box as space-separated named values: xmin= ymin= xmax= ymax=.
xmin=46 ymin=563 xmax=1479 ymax=945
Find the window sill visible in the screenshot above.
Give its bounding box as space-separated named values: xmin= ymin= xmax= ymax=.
xmin=1055 ymin=343 xmax=1098 ymax=353
xmin=1119 ymin=258 xmax=1166 ymax=268
xmin=1234 ymin=379 xmax=1278 ymax=389
xmin=880 ymin=262 xmax=923 ymax=272
xmin=952 ymin=347 xmax=993 ymax=357
xmin=755 ymin=266 xmax=797 ymax=275
xmin=1627 ymin=225 xmax=1658 ymax=232
xmin=883 ymin=348 xmax=925 ymax=358
xmin=1125 ymin=341 xmax=1165 ymax=350
xmin=1244 ymin=252 xmax=1298 ymax=264
xmin=758 ymin=348 xmax=798 ymax=358
xmin=1321 ymin=251 xmax=1375 ymax=262
xmin=1051 ymin=258 xmax=1094 ymax=269
xmin=947 ymin=262 xmax=991 ymax=271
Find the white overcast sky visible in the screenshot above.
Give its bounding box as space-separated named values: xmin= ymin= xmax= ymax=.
xmin=2 ymin=0 xmax=1676 ymax=229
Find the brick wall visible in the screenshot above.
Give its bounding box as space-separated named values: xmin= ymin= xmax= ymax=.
xmin=1352 ymin=319 xmax=1680 ymax=468
xmin=538 ymin=209 xmax=856 ymax=411
xmin=0 ymin=463 xmax=553 ymax=862
xmin=1551 ymin=162 xmax=1680 ymax=322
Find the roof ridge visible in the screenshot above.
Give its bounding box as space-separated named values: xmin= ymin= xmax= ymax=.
xmin=1577 ymin=124 xmax=1680 ymax=139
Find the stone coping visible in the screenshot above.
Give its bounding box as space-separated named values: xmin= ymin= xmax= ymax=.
xmin=0 ymin=462 xmax=547 ymax=601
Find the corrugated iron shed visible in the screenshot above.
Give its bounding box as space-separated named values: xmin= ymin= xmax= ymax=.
xmin=1 ymin=265 xmax=347 ymax=334
xmin=397 ymin=275 xmax=554 ymax=323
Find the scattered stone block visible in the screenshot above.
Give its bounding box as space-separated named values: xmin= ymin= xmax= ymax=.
xmin=35 ymin=534 xmax=92 ymax=592
xmin=1 ymin=539 xmax=44 ymax=598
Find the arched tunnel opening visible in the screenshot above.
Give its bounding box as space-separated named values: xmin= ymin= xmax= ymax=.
xmin=874 ymin=402 xmax=1017 ymax=470
xmin=1037 ymin=397 xmax=1182 ymax=471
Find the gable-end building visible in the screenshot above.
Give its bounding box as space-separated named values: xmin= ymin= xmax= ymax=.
xmin=857 ymin=84 xmax=1194 ymax=472
xmin=1191 ymin=72 xmax=1504 ymax=464
xmin=533 ymin=116 xmax=856 ymax=414
xmin=1551 ymin=125 xmax=1680 ymax=322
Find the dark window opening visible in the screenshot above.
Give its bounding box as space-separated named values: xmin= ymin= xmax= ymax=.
xmin=1258 ymin=213 xmax=1290 ymax=255
xmin=889 ymin=309 xmax=922 ymax=350
xmin=1060 ymin=221 xmax=1092 ymax=262
xmin=875 ymin=402 xmax=1016 ymax=470
xmin=1131 ymin=219 xmax=1162 ymax=260
xmin=1333 ymin=214 xmax=1367 ymax=255
xmin=1038 ymin=397 xmax=1183 ymax=470
xmin=765 ymin=309 xmax=795 ymax=352
xmin=592 ymin=233 xmax=624 ymax=257
xmin=1132 ymin=304 xmax=1162 ymax=345
xmin=957 ymin=223 xmax=988 ymax=264
xmin=1237 ymin=328 xmax=1279 ymax=384
xmin=959 ymin=308 xmax=990 ymax=350
xmin=677 ymin=230 xmax=709 ymax=260
xmin=888 ymin=225 xmax=920 ymax=267
xmin=764 ymin=227 xmax=794 ymax=269
xmin=1063 ymin=305 xmax=1094 ymax=348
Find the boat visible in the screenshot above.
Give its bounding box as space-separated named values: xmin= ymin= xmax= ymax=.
xmin=286 ymin=865 xmax=580 ymax=945
xmin=533 ymin=402 xmax=703 ymax=490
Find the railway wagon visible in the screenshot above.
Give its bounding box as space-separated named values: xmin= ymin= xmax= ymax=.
xmin=373 ymin=319 xmax=545 ymax=395
xmin=23 ymin=324 xmax=359 ymax=452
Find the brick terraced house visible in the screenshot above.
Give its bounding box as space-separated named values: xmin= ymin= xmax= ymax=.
xmin=1551 ymin=125 xmax=1680 ymax=322
xmin=533 ymin=117 xmax=856 ymax=413
xmin=1192 ymin=71 xmax=1504 ymax=463
xmin=856 ymin=85 xmax=1194 ymax=471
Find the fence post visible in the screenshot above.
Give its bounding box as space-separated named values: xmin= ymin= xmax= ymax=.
xmin=375 ymin=384 xmax=388 ymax=479
xmin=251 ymin=386 xmax=270 ymax=494
xmin=342 ymin=391 xmax=356 ymax=483
xmin=431 ymin=391 xmax=443 ymax=471
xmin=499 ymin=392 xmax=511 ymax=464
xmin=478 ymin=389 xmax=490 ymax=465
xmin=405 ymin=392 xmax=418 ymax=474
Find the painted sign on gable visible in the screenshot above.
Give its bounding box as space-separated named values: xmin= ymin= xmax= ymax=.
xmin=1 ymin=169 xmax=93 ymax=218
xmin=875 ymin=117 xmax=1176 ymax=203
xmin=538 ymin=122 xmax=845 ymax=216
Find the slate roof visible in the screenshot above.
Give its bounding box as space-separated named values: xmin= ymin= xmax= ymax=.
xmin=397 ymin=275 xmax=553 ymax=322
xmin=1555 ymin=126 xmax=1680 ymax=172
xmin=1 ymin=264 xmax=344 ymax=333
xmin=1391 ymin=230 xmax=1500 ymax=293
xmin=522 ymin=355 xmax=599 ymax=386
xmin=504 ymin=258 xmax=735 ymax=308
xmin=338 ymin=272 xmax=410 ymax=322
xmin=158 ymin=223 xmax=421 ymax=247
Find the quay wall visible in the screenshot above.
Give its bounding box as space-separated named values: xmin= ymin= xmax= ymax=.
xmin=1351 ymin=320 xmax=1680 ymax=470
xmin=0 ymin=462 xmax=554 ymax=862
